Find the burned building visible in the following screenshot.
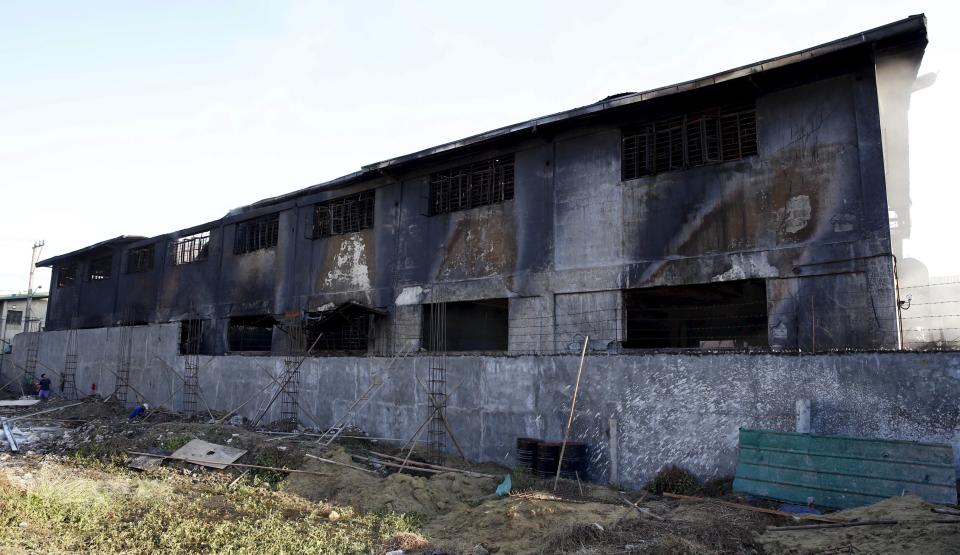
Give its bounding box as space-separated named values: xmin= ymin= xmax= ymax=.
xmin=38 ymin=17 xmax=925 ymax=356
xmin=13 ymin=16 xmax=960 ymax=488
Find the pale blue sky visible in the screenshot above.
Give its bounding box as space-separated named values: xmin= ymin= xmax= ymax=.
xmin=1 ymin=1 xmax=957 ymax=293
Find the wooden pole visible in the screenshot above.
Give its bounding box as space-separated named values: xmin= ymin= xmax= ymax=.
xmin=608 ymin=417 xmax=619 ymax=487
xmin=554 ymin=335 xmax=589 ymax=491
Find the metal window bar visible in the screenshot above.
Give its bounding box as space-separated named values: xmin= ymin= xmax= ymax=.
xmin=57 ymin=265 xmax=77 ymax=288
xmin=312 ymin=191 xmax=375 ymax=239
xmin=89 ymin=256 xmax=112 ymax=281
xmin=171 ymin=232 xmax=210 ymax=265
xmin=621 ymin=102 xmax=756 ymax=180
xmin=429 ymin=155 xmax=515 ymax=215
xmin=126 ymin=245 xmax=154 ymax=273
xmin=234 ymin=214 xmax=279 ymax=255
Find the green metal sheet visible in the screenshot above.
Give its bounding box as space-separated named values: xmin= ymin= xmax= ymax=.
xmin=732 ymin=428 xmax=957 ymax=509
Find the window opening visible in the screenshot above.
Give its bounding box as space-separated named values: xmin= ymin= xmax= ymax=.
xmin=88 ymin=256 xmax=112 ymax=281
xmin=421 ymin=298 xmax=508 ymax=351
xmin=234 ymin=214 xmax=280 ymax=255
xmin=57 ymin=265 xmax=77 ymax=288
xmin=5 ymin=310 xmax=23 ymax=326
xmin=622 ymin=102 xmax=757 ymax=180
xmin=429 ymin=155 xmax=514 ymax=215
xmin=171 ymin=231 xmax=210 ymax=265
xmin=178 ymin=319 xmax=205 ymax=355
xmin=623 ymin=280 xmax=768 ymax=349
xmin=227 ymin=315 xmax=275 ymax=352
xmin=311 ymin=191 xmax=375 ymax=238
xmin=126 ymin=244 xmax=154 ymax=273
xmin=304 ymin=302 xmax=383 ymax=352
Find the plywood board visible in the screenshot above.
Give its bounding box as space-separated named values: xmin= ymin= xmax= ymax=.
xmin=170 ymin=439 xmax=247 ymax=469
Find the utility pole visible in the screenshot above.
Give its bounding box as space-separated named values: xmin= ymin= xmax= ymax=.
xmin=23 ymin=241 xmax=44 ymax=334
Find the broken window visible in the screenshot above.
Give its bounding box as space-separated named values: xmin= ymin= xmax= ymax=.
xmin=421 ymin=298 xmax=509 ymax=351
xmin=622 ymin=102 xmax=757 ymax=180
xmin=178 ymin=319 xmax=205 ymax=355
xmin=623 ymin=280 xmax=768 ymax=349
xmin=56 ymin=265 xmax=77 ymax=288
xmin=234 ymin=213 xmax=280 ymax=255
xmin=303 ymin=302 xmax=383 ymax=352
xmin=88 ymin=255 xmax=112 ymax=281
xmin=5 ymin=310 xmax=23 ymax=326
xmin=126 ymin=244 xmax=154 ymax=274
xmin=311 ymin=191 xmax=375 ymax=239
xmin=429 ymin=155 xmax=515 ymax=215
xmin=227 ymin=315 xmax=276 ymax=352
xmin=171 ymin=231 xmax=210 ymax=265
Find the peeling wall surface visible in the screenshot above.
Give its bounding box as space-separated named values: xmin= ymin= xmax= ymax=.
xmin=7 ymin=327 xmax=959 ymax=486
xmin=34 ymin=24 xmax=928 ymax=354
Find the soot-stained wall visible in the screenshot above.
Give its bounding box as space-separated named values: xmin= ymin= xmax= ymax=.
xmin=39 ymin=42 xmax=920 ymax=353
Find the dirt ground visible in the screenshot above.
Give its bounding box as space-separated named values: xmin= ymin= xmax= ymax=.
xmin=2 ymin=398 xmax=959 ymax=554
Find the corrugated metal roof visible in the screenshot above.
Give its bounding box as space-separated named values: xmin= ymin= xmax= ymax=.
xmin=733 ymin=428 xmax=957 ymax=509
xmin=36 ymin=235 xmax=146 ymax=267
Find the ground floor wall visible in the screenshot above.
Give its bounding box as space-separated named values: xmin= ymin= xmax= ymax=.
xmin=5 ymin=325 xmax=958 ymax=489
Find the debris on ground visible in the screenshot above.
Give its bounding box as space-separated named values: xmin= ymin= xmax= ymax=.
xmin=758 ymin=495 xmax=960 ymax=554
xmin=1 ymin=397 xmax=958 ymax=554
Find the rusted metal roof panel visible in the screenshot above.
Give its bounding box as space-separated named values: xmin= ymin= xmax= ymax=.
xmin=733 ymin=428 xmax=956 ymax=509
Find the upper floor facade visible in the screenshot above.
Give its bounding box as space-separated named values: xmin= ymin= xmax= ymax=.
xmin=37 ymin=16 xmax=927 ymax=355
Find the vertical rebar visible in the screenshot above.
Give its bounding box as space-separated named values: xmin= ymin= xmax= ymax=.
xmin=280 ymin=317 xmax=305 ymax=427
xmin=182 ymin=317 xmax=201 ymax=416
xmin=62 ymin=329 xmax=78 ymax=400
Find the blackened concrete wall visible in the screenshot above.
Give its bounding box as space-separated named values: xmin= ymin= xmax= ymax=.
xmin=10 ymin=327 xmax=959 ymax=488
xmin=40 ymin=43 xmax=923 ymax=354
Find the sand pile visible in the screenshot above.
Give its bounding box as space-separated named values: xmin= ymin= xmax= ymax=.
xmin=426 ymin=496 xmax=631 ymax=554
xmin=283 ymin=447 xmax=497 ymax=517
xmin=758 ymin=495 xmax=960 ymax=554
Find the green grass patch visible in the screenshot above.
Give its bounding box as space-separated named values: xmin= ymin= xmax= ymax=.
xmin=160 ymin=434 xmax=193 ymax=452
xmin=0 ymin=460 xmax=421 ymax=554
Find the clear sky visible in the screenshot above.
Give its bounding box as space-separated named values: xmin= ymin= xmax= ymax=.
xmin=1 ymin=0 xmax=957 ymax=294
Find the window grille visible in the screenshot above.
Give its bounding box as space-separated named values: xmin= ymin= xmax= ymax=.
xmin=234 ymin=214 xmax=280 ymax=255
xmin=622 ymin=102 xmax=757 ymax=180
xmin=88 ymin=256 xmax=112 ymax=281
xmin=311 ymin=191 xmax=375 ymax=239
xmin=429 ymin=155 xmax=514 ymax=215
xmin=5 ymin=310 xmax=23 ymax=326
xmin=171 ymin=231 xmax=211 ymax=265
xmin=126 ymin=244 xmax=154 ymax=273
xmin=56 ymin=265 xmax=77 ymax=288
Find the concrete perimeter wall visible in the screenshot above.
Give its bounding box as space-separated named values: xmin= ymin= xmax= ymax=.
xmin=6 ymin=325 xmax=959 ymax=489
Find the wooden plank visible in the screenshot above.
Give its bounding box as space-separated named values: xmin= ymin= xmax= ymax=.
xmin=733 ymin=428 xmax=958 ymax=509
